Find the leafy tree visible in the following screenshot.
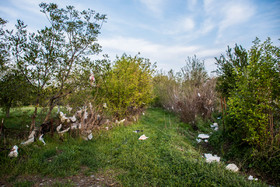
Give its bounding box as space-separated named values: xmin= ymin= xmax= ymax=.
xmin=6 ymin=3 xmax=106 ymax=131
xmin=99 ymin=54 xmax=156 ymax=118
xmin=215 ymin=45 xmax=248 ymax=98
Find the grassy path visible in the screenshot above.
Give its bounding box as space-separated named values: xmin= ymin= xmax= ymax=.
xmin=0 ymin=108 xmax=266 ymax=186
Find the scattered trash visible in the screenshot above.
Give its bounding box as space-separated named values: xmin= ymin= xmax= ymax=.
xmin=248 ymin=175 xmax=258 ymax=181
xmin=204 ymin=140 xmax=208 ymax=143
xmin=59 ymin=112 xmax=70 ymax=123
xmin=217 ymin=116 xmax=221 ymax=120
xmin=198 ymin=93 xmax=201 ymax=97
xmin=204 ymin=153 xmax=220 ymax=163
xmin=69 ymin=115 xmax=76 ymax=123
xmin=196 ymin=138 xmax=202 ymax=143
xmin=226 ymin=164 xmax=239 ymax=172
xmin=83 ymin=111 xmax=88 ymax=119
xmin=21 ymin=137 xmax=34 ymax=145
xmin=8 ymin=145 xmax=18 ymax=157
xmin=87 ymin=133 xmax=93 ymax=140
xmin=198 ymin=134 xmax=210 ymax=139
xmin=28 ymin=130 xmax=36 ymax=139
xmin=105 ymin=127 xmax=109 ymax=130
xmin=103 ymin=103 xmax=108 ymax=109
xmin=138 ymin=134 xmax=148 ymax=140
xmin=56 ymin=124 xmax=62 ymax=132
xmin=66 ymin=105 xmax=72 ymax=113
xmin=71 ymin=123 xmax=78 ymax=129
xmin=210 ymin=123 xmax=218 ymax=131
xmin=116 ymin=119 xmax=125 ymax=125
xmin=142 ymin=113 xmax=145 ymax=115
xmin=58 ymin=127 xmax=70 ymax=134
xmin=26 ymin=125 xmax=29 ymax=128
xmin=133 ymin=130 xmax=143 ymax=133
xmin=39 ymin=134 xmax=46 ymax=145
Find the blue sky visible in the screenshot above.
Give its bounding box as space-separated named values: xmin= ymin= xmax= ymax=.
xmin=0 ymin=0 xmax=279 ymax=73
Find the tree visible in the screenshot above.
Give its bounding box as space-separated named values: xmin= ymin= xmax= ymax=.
xmin=99 ymin=54 xmax=156 ymax=118
xmin=6 ymin=3 xmax=106 ymax=131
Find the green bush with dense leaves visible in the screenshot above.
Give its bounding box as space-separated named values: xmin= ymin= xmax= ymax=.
xmin=99 ymin=54 xmax=156 ymax=118
xmin=216 ymin=38 xmax=280 ymax=181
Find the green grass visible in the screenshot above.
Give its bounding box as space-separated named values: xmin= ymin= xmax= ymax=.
xmin=0 ymin=108 xmax=266 ymax=186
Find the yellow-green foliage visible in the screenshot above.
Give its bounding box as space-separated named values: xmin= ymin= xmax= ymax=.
xmin=100 ymin=54 xmax=156 ymax=118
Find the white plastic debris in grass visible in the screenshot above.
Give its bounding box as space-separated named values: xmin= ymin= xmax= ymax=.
xmin=59 ymin=112 xmax=69 ymax=123
xmin=116 ymin=119 xmax=125 ymax=125
xmin=198 ymin=134 xmax=210 ymax=139
xmin=66 ymin=105 xmax=72 ymax=113
xmin=204 ymin=153 xmax=220 ymax=163
xmin=105 ymin=127 xmax=109 ymax=130
xmin=56 ymin=124 xmax=62 ymax=132
xmin=138 ymin=134 xmax=148 ymax=140
xmin=39 ymin=134 xmax=46 ymax=145
xmin=28 ymin=130 xmax=36 ymax=139
xmin=226 ymin=164 xmax=239 ymax=172
xmin=21 ymin=137 xmax=34 ymax=145
xmin=211 ymin=123 xmax=219 ymax=131
xmin=196 ymin=138 xmax=202 ymax=143
xmin=69 ymin=115 xmax=76 ymax=123
xmin=8 ymin=145 xmax=18 ymax=157
xmin=88 ymin=133 xmax=93 ymax=140
xmin=248 ymin=175 xmax=258 ymax=181
xmin=103 ymin=103 xmax=108 ymax=109
xmin=58 ymin=127 xmax=70 ymax=134
xmin=198 ymin=93 xmax=201 ymax=97
xmin=71 ymin=123 xmax=78 ymax=129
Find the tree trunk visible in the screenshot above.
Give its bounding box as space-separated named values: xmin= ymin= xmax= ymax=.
xmin=44 ymin=99 xmax=55 ymax=123
xmin=30 ymin=96 xmax=39 ymax=133
xmin=5 ymin=107 xmax=10 ymax=118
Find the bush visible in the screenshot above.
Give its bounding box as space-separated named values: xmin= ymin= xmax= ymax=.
xmin=153 ymin=56 xmax=217 ymax=129
xmin=215 ymin=37 xmax=280 ymax=182
xmin=99 ymin=54 xmax=156 ymax=118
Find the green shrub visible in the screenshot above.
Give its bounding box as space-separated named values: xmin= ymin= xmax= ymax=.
xmin=99 ymin=54 xmax=156 ymax=118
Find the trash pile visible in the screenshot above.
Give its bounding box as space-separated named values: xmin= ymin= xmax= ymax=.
xmin=196 ymin=122 xmax=260 ymax=182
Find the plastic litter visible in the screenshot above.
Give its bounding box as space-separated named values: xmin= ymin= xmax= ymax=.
xmin=116 ymin=119 xmax=125 ymax=125
xmin=56 ymin=124 xmax=62 ymax=132
xmin=248 ymin=175 xmax=258 ymax=181
xmin=204 ymin=153 xmax=220 ymax=163
xmin=138 ymin=134 xmax=148 ymax=140
xmin=39 ymin=134 xmax=46 ymax=145
xmin=69 ymin=115 xmax=76 ymax=122
xmin=8 ymin=145 xmax=18 ymax=157
xmin=196 ymin=138 xmax=202 ymax=143
xmin=133 ymin=130 xmax=143 ymax=133
xmin=198 ymin=93 xmax=201 ymax=97
xmin=88 ymin=133 xmax=93 ymax=140
xmin=58 ymin=127 xmax=70 ymax=134
xmin=226 ymin=164 xmax=239 ymax=172
xmin=21 ymin=137 xmax=34 ymax=145
xmin=105 ymin=127 xmax=109 ymax=130
xmin=103 ymin=103 xmax=108 ymax=109
xmin=210 ymin=123 xmax=219 ymax=131
xmin=198 ymin=134 xmax=210 ymax=139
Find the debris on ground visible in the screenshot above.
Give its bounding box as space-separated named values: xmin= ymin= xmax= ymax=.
xmin=116 ymin=119 xmax=125 ymax=125
xmin=8 ymin=145 xmax=18 ymax=157
xmin=105 ymin=127 xmax=109 ymax=130
xmin=138 ymin=134 xmax=148 ymax=140
xmin=198 ymin=134 xmax=210 ymax=139
xmin=226 ymin=163 xmax=239 ymax=172
xmin=133 ymin=130 xmax=143 ymax=133
xmin=248 ymin=175 xmax=258 ymax=181
xmin=204 ymin=153 xmax=220 ymax=163
xmin=21 ymin=137 xmax=34 ymax=145
xmin=197 ymin=134 xmax=210 ymax=143
xmin=88 ymin=133 xmax=93 ymax=140
xmin=210 ymin=123 xmax=218 ymax=131
xmin=39 ymin=134 xmax=46 ymax=145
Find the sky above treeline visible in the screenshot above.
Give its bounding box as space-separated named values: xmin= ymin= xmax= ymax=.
xmin=0 ymin=0 xmax=279 ymax=74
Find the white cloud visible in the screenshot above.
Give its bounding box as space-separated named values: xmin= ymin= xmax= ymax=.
xmin=97 ymin=36 xmax=223 ymax=72
xmin=187 ymin=0 xmax=198 ymax=11
xmin=219 ymin=2 xmax=255 ymax=32
xmin=139 ymin=0 xmax=165 ymax=15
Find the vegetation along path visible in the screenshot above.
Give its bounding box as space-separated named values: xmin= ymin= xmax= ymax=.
xmin=1 ymin=108 xmax=266 ymax=186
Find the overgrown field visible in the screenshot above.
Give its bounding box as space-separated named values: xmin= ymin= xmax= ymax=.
xmin=0 ymin=108 xmax=266 ymax=186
